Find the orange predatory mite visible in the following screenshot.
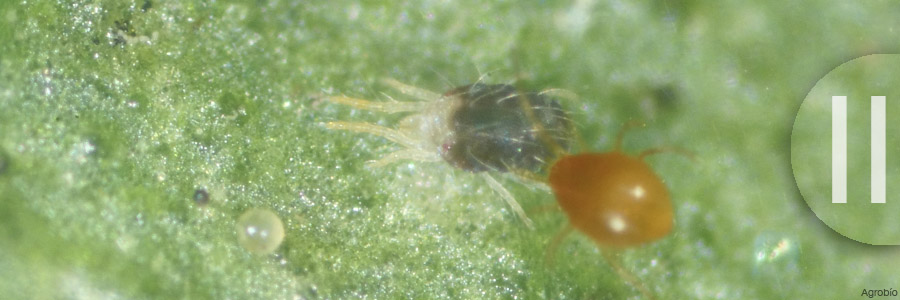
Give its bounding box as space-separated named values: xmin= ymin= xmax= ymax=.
xmin=540 ymin=120 xmax=686 ymax=300
xmin=325 ymin=79 xmax=683 ymax=299
xmin=548 ymin=127 xmax=674 ymax=248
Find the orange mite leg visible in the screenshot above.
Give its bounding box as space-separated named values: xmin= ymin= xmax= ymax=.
xmin=545 ymin=224 xmax=659 ymax=300
xmin=611 ymin=120 xmax=695 ymax=162
xmin=543 ymin=225 xmax=575 ymax=266
xmin=525 ymin=203 xmax=561 ymax=216
xmin=613 ymin=120 xmax=647 ymax=151
xmin=600 ymin=251 xmax=657 ymax=300
xmin=638 ymin=146 xmax=697 ymax=162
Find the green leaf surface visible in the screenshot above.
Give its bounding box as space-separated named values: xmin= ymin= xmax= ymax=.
xmin=1 ymin=0 xmax=898 ymax=299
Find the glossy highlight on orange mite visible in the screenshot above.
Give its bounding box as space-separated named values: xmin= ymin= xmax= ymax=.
xmin=549 ymin=152 xmax=673 ymax=247
xmin=540 ymin=123 xmax=686 ymax=300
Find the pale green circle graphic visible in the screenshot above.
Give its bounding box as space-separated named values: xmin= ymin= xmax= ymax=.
xmin=792 ymin=54 xmax=900 ymax=245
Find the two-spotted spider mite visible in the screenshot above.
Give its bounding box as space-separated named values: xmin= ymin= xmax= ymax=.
xmin=325 ymin=78 xmax=574 ymax=228
xmin=326 ymin=79 xmax=684 ymax=299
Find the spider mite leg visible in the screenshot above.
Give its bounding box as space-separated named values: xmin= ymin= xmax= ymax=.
xmin=482 ymin=172 xmax=535 ymax=228
xmin=380 ymin=78 xmax=441 ymax=101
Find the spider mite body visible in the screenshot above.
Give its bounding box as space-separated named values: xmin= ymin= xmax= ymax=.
xmin=442 ymin=83 xmax=572 ymax=173
xmin=325 ymin=79 xmax=573 ymax=227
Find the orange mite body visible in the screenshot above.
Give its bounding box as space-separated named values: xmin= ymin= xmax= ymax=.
xmin=548 ymin=151 xmax=673 ymax=247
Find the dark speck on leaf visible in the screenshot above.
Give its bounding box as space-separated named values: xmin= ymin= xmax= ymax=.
xmin=193 ymin=189 xmax=209 ymax=206
xmin=0 ymin=152 xmax=7 ymax=175
xmin=652 ymin=84 xmax=679 ymax=110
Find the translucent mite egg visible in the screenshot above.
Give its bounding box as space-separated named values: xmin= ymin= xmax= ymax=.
xmin=236 ymin=208 xmax=285 ymax=254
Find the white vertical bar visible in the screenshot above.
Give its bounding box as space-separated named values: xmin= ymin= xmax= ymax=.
xmin=833 ymin=96 xmax=847 ymax=204
xmin=872 ymin=96 xmax=886 ymax=203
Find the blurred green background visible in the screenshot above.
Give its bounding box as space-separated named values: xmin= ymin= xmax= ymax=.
xmin=1 ymin=0 xmax=899 ymax=299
